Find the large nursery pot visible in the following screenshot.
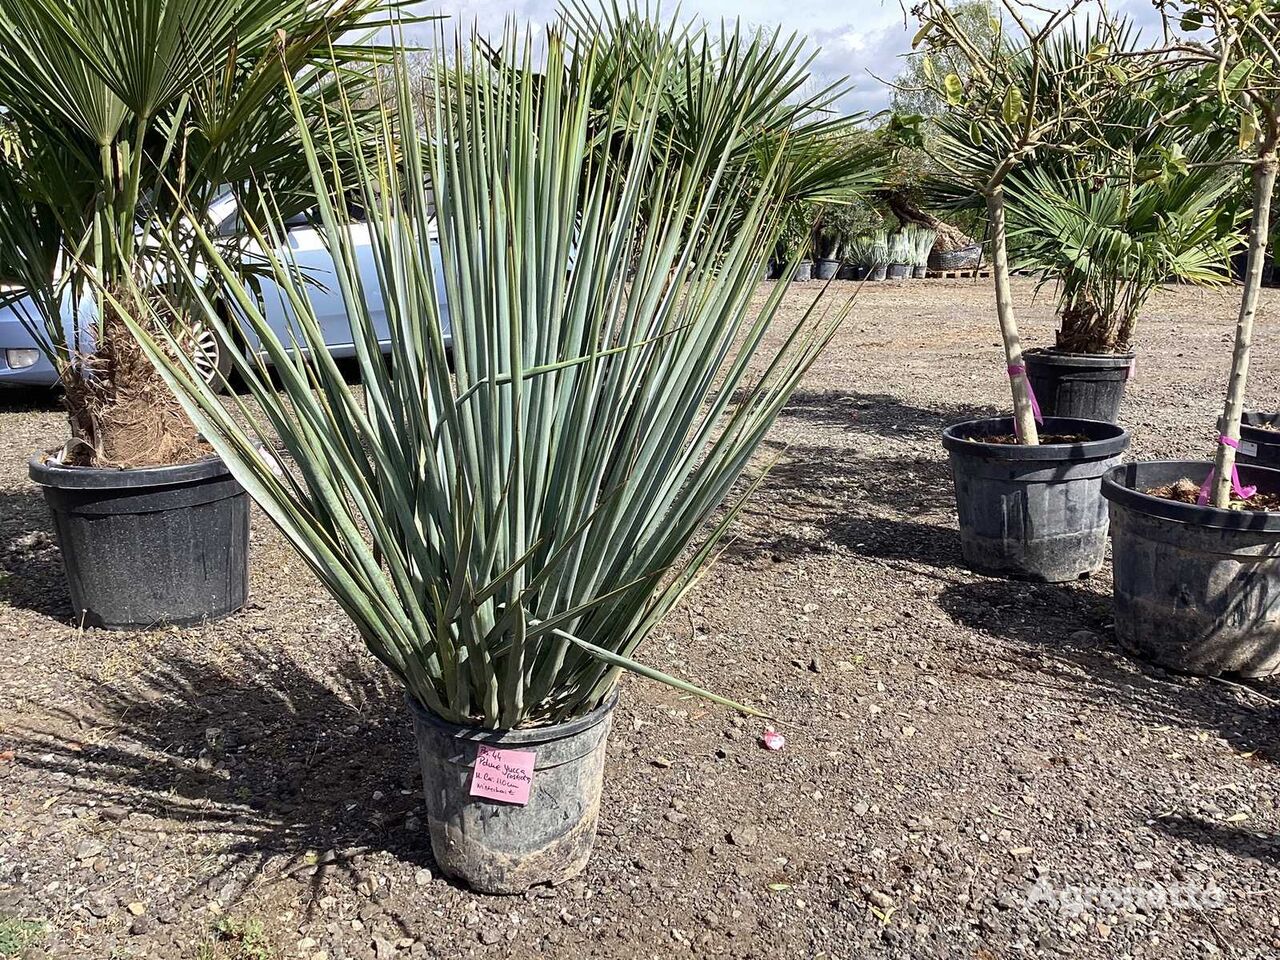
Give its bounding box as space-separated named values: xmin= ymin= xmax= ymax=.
xmin=28 ymin=454 xmax=249 ymax=629
xmin=792 ymin=259 xmax=813 ymax=282
xmin=869 ymin=264 xmax=888 ymax=281
xmin=942 ymin=416 xmax=1130 ymax=581
xmin=1023 ymin=347 xmax=1135 ymax=423
xmin=912 ymin=265 xmax=928 ymax=279
xmin=408 ymin=691 xmax=618 ymax=894
xmin=1239 ymin=413 xmax=1280 ymax=469
xmin=886 ymin=263 xmax=911 ymax=280
xmin=840 ymin=263 xmax=871 ymax=281
xmin=1102 ymin=460 xmax=1280 ymax=677
xmin=814 ymin=258 xmax=840 ymax=280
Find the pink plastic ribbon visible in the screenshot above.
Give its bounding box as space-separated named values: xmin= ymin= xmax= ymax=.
xmin=1006 ymin=364 xmax=1043 ymax=438
xmin=1196 ymin=435 xmax=1256 ymax=505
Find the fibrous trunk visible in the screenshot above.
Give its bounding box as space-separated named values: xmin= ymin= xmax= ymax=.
xmin=60 ymin=286 xmax=204 ymax=468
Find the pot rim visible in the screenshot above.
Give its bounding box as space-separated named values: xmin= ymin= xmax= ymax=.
xmin=1242 ymin=412 xmax=1280 ymax=438
xmin=942 ymin=416 xmax=1129 ymax=462
xmin=1024 ymin=346 xmax=1136 ymax=365
xmin=1102 ymin=459 xmax=1280 ymax=531
xmin=28 ymin=451 xmax=229 ymax=490
xmin=406 ymin=689 xmax=620 ymax=746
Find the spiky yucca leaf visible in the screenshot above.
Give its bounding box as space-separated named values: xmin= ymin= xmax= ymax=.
xmin=127 ymin=23 xmax=860 ymax=728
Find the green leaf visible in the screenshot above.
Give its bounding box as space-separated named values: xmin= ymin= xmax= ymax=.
xmin=1179 ymin=8 xmax=1204 ymax=31
xmin=911 ymin=22 xmax=933 ymax=49
xmin=1086 ymin=42 xmax=1110 ymax=62
xmin=1002 ymin=86 xmax=1024 ymax=125
xmin=943 ymin=73 xmax=964 ymax=106
xmin=1240 ymin=110 xmax=1259 ymax=151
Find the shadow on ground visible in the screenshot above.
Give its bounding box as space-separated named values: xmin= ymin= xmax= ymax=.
xmin=0 ymin=487 xmax=68 ymax=620
xmin=777 ymin=389 xmax=1000 ymax=439
xmin=8 ymin=650 xmax=434 ymax=927
xmin=0 ymin=386 xmax=61 ymax=414
xmin=937 ymin=576 xmax=1280 ymax=863
xmin=937 ymin=577 xmax=1280 ymax=755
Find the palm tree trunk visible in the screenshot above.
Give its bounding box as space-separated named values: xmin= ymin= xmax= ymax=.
xmin=1210 ymin=150 xmax=1278 ymax=508
xmin=986 ymin=185 xmax=1039 ymax=445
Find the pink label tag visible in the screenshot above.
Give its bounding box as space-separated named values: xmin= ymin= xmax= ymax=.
xmin=469 ymin=745 xmax=536 ymax=805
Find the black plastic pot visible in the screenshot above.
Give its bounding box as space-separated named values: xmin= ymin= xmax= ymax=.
xmin=886 ymin=263 xmax=911 ymax=280
xmin=814 ymin=258 xmax=840 ymax=280
xmin=869 ymin=264 xmax=888 ymax=281
xmin=912 ymin=265 xmax=928 ymax=279
xmin=28 ymin=454 xmax=249 ymax=629
xmin=793 ymin=260 xmax=813 ymax=282
xmin=1240 ymin=413 xmax=1280 ymax=469
xmin=942 ymin=417 xmax=1130 ymax=581
xmin=408 ymin=691 xmax=617 ymax=894
xmin=1023 ymin=348 xmax=1135 ymax=424
xmin=1103 ymin=460 xmax=1280 ymax=677
xmin=838 ymin=263 xmax=870 ymax=280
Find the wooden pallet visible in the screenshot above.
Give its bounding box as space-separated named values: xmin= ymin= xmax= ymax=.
xmin=925 ymin=268 xmax=991 ymax=279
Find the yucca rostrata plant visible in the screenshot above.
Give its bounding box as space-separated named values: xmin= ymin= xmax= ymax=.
xmin=126 ymin=22 xmax=855 ymax=729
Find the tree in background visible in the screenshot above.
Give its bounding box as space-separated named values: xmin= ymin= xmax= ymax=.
xmin=892 ymin=0 xmax=1002 ymax=117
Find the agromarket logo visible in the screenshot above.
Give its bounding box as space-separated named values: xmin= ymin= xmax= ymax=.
xmin=1023 ymin=879 xmax=1228 ymax=916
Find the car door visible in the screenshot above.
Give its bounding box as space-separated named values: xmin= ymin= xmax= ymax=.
xmin=263 ymin=210 xmax=388 ymax=357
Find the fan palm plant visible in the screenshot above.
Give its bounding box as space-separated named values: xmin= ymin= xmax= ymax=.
xmin=0 ymin=0 xmax=398 ymax=466
xmin=1006 ymin=158 xmax=1240 ymax=353
xmin=563 ymin=2 xmax=887 ymax=214
xmin=126 ymin=21 xmax=862 ymax=729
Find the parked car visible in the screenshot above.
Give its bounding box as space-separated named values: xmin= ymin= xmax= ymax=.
xmin=0 ymin=194 xmax=452 ymax=389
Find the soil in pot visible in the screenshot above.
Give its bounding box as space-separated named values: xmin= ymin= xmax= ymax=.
xmin=28 ymin=453 xmax=249 ymax=629
xmin=408 ymin=692 xmax=617 ymax=894
xmin=1103 ymin=460 xmax=1280 ymax=677
xmin=1145 ymin=475 xmax=1280 ymax=511
xmin=942 ymin=416 xmax=1130 ymax=582
xmin=1023 ymin=347 xmax=1135 ymax=424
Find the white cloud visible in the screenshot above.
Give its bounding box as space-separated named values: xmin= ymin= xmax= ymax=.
xmin=408 ymin=0 xmax=1174 ymax=115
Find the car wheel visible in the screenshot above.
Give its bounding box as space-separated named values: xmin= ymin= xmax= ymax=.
xmin=181 ymin=319 xmax=233 ymax=392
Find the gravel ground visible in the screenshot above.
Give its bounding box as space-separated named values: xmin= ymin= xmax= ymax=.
xmin=1 ymin=277 xmax=1279 ymax=960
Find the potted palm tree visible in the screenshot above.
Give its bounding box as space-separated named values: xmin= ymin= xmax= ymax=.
xmin=128 ymin=17 xmax=874 ymax=893
xmin=0 ymin=0 xmax=388 ymax=628
xmin=1102 ymin=0 xmax=1280 ymax=676
xmin=1007 ymin=105 xmax=1242 ymax=423
xmin=910 ymin=0 xmax=1135 ymax=581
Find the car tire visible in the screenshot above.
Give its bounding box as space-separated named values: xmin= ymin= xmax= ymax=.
xmin=181 ymin=317 xmax=233 ymax=393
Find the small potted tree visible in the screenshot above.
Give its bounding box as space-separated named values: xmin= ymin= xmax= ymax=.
xmin=130 ymin=18 xmax=874 ymax=892
xmin=1007 ymin=89 xmax=1242 ymax=422
xmin=0 ymin=0 xmax=387 ymax=628
xmin=909 ymin=0 xmax=1134 ymax=581
xmin=1102 ymin=0 xmax=1280 ymax=676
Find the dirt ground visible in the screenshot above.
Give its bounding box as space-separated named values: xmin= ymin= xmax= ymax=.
xmin=2 ymin=277 xmax=1279 ymax=960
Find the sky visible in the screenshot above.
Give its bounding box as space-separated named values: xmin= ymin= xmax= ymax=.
xmin=412 ymin=0 xmax=1170 ymax=116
